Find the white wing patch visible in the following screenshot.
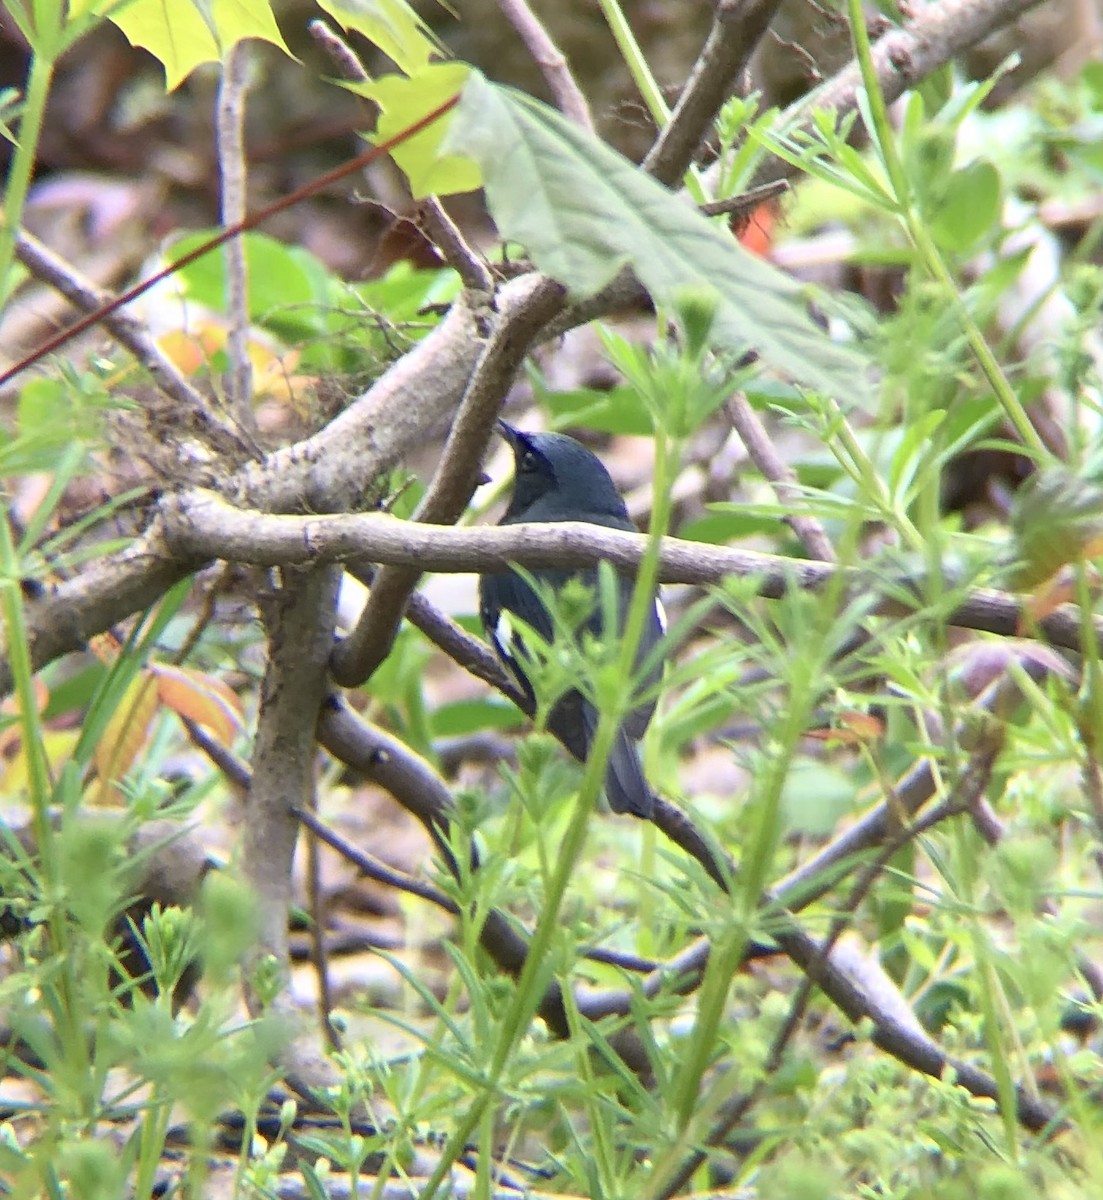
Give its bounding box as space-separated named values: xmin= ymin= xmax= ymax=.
xmin=656 ymin=597 xmax=668 ymax=635
xmin=491 ymin=609 xmax=515 ymax=661
xmin=488 ymin=608 xmax=531 ymax=693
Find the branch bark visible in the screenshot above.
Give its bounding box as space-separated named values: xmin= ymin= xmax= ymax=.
xmin=243 ymin=564 xmax=341 ymax=1025
xmin=749 ymin=0 xmax=1051 ymax=190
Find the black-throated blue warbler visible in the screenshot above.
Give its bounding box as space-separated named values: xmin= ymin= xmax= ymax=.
xmin=479 ymin=422 xmax=664 ymax=819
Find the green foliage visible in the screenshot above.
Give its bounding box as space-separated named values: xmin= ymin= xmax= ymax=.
xmin=161 ymin=230 xmax=459 ymax=377
xmin=6 ymin=0 xmax=1103 ymax=1195
xmin=444 ymin=72 xmax=871 ymax=399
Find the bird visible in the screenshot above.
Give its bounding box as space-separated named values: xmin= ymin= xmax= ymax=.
xmin=478 ymin=422 xmax=664 ymax=819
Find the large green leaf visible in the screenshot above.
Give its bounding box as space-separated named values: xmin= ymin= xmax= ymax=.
xmin=444 ymin=73 xmax=869 ymax=399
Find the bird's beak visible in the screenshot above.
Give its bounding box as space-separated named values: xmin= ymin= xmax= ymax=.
xmin=497 ymin=420 xmax=528 ymax=461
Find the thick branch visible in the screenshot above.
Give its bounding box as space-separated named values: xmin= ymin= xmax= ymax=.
xmin=749 ymin=0 xmax=1050 ymax=189
xmin=643 ymin=0 xmax=783 ymax=186
xmin=229 ymin=276 xmax=560 ymax=514
xmin=162 ymin=490 xmax=1095 ymax=654
xmin=243 ymin=565 xmax=341 ymax=1020
xmin=330 ymin=277 xmax=565 ymax=686
xmin=0 ymin=528 xmax=199 ymax=698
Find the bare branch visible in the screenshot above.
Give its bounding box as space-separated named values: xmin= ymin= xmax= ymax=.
xmin=643 ymin=0 xmax=783 ymax=186
xmin=4 ymin=487 xmax=1093 ymax=705
xmin=330 ymin=277 xmax=565 ymax=686
xmin=699 ymin=179 xmax=789 ymax=218
xmin=726 ymin=391 xmax=837 ymax=562
xmin=242 ymin=565 xmax=341 ymax=1023
xmin=231 ymin=276 xmax=553 ymax=514
xmin=494 ymin=0 xmax=594 ymax=132
xmin=161 ymin=489 xmax=1099 ymax=656
xmin=2 ymin=528 xmax=198 ymax=699
xmin=217 ymin=40 xmax=255 ymax=417
xmin=418 ymin=198 xmax=495 ymax=292
xmin=750 ymin=0 xmax=1051 ymax=189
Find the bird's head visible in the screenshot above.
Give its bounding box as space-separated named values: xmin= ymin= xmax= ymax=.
xmin=497 ymin=422 xmax=631 ymax=525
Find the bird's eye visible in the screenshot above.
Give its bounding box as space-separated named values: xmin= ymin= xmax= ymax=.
xmin=519 ymin=450 xmax=539 ymax=474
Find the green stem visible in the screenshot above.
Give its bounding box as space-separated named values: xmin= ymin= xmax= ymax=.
xmin=0 ymin=506 xmax=54 ymax=876
xmin=821 ymin=396 xmax=925 ymax=550
xmin=844 ymin=0 xmax=1048 ymax=462
xmin=0 ymin=50 xmax=56 ymax=310
xmin=417 ymin=711 xmax=616 ymax=1199
xmin=594 ymin=0 xmax=707 ymax=204
xmin=595 ymin=0 xmax=670 ymax=129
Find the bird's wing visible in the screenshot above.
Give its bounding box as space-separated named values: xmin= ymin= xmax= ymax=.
xmin=479 ymin=568 xmax=558 ymax=700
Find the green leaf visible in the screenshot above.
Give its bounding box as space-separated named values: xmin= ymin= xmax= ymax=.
xmin=430 ymin=699 xmax=521 ymax=737
xmin=781 ymin=761 xmax=854 ymax=837
xmin=537 ymin=384 xmax=654 ymax=436
xmin=444 ymin=73 xmax=870 ymax=399
xmin=887 ymin=408 xmax=945 ymax=504
xmin=678 ymin=510 xmax=781 ymax=544
xmin=362 ymin=64 xmax=479 ymax=198
xmin=100 ymin=0 xmax=292 ymax=90
xmin=929 ymin=160 xmax=1002 ymax=253
xmin=167 ymin=230 xmax=318 ymax=323
xmin=317 ymin=0 xmax=441 ymax=76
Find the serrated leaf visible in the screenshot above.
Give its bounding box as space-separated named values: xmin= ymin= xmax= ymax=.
xmin=444 ymin=74 xmax=869 ymax=399
xmin=102 ymin=0 xmax=292 ymax=90
xmin=362 ymin=64 xmax=479 ymax=198
xmin=317 ymin=0 xmax=442 ymax=76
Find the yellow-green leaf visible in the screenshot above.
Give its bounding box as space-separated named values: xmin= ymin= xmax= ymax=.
xmin=360 ymin=64 xmax=479 ymax=199
xmin=317 ymin=0 xmax=441 ymax=76
xmin=102 ymin=0 xmax=292 ymax=90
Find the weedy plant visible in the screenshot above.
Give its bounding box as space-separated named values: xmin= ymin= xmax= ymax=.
xmin=2 ymin=0 xmax=1103 ymax=1197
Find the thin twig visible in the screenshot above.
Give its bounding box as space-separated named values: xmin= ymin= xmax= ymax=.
xmin=493 ymin=0 xmax=594 ymax=132
xmin=294 ymin=803 xmax=461 ymax=913
xmin=726 ymin=391 xmax=837 ymax=562
xmin=217 ymin=40 xmax=255 ymax=417
xmin=303 ymin=793 xmax=342 ymax=1053
xmin=418 ymin=198 xmax=495 ymax=291
xmin=699 ymin=179 xmax=789 ymax=218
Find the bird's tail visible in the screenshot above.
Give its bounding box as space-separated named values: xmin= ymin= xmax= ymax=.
xmin=604 ymin=726 xmax=655 ymax=819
